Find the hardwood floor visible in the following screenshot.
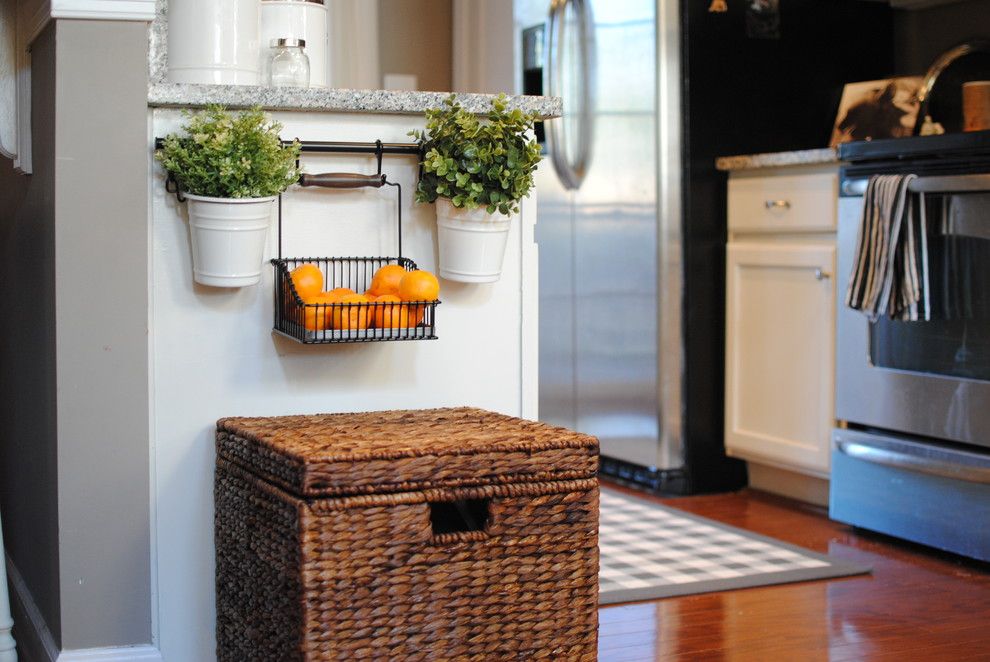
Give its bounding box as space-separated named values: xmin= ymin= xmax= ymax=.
xmin=598 ymin=482 xmax=990 ymax=661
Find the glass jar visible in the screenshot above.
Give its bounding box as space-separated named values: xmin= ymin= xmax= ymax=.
xmin=267 ymin=38 xmax=310 ymax=88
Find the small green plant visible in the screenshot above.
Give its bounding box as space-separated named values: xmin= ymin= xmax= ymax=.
xmin=410 ymin=95 xmax=541 ymax=216
xmin=156 ymin=105 xmax=301 ymax=198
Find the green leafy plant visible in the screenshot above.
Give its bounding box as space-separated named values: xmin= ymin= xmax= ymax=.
xmin=156 ymin=105 xmax=301 ymax=198
xmin=410 ymin=95 xmax=541 ymax=216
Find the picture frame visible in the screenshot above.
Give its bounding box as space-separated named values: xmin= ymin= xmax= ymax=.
xmin=829 ymin=77 xmax=923 ymax=147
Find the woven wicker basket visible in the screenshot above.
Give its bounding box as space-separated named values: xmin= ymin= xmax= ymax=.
xmin=215 ymin=407 xmax=600 ymax=661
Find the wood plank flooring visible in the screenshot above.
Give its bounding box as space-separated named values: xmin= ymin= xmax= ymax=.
xmin=598 ymin=483 xmax=990 ymax=661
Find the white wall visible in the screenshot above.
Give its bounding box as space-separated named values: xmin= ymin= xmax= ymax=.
xmin=150 ymin=109 xmax=537 ymax=661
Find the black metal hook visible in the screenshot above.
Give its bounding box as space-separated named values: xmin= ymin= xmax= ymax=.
xmin=165 ymin=174 xmax=186 ymax=202
xmin=384 ymin=180 xmax=402 ymax=259
xmin=375 ymin=140 xmax=384 ymax=176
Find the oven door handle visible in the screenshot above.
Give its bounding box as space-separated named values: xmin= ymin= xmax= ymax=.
xmin=836 ymin=439 xmax=990 ymax=484
xmin=908 ymin=173 xmax=990 ymax=193
xmin=842 ymin=173 xmax=990 ymax=197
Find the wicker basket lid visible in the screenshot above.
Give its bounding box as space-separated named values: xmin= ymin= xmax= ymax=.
xmin=217 ymin=407 xmax=599 ymax=498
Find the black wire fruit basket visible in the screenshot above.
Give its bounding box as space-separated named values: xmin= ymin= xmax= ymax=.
xmin=270 ymin=140 xmax=439 ymax=344
xmin=272 ymin=256 xmax=439 ymax=343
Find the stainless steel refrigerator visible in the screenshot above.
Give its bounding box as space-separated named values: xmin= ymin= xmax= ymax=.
xmin=517 ymin=0 xmax=897 ymax=494
xmin=517 ymin=0 xmax=686 ymax=487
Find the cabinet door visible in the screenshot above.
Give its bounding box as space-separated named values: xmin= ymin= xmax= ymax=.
xmin=725 ymin=242 xmax=836 ymax=476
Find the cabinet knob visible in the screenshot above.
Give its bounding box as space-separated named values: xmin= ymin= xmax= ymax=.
xmin=814 ymin=268 xmax=830 ymax=281
xmin=765 ymin=199 xmax=791 ymax=210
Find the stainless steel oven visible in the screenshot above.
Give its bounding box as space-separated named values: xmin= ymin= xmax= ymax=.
xmin=830 ymin=134 xmax=990 ymax=562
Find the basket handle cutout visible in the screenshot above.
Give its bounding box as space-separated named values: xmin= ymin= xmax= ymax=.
xmin=429 ymin=498 xmax=490 ymax=539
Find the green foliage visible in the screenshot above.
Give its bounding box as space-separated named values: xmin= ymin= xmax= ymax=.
xmin=410 ymin=95 xmax=541 ymax=216
xmin=156 ymin=105 xmax=301 ymax=199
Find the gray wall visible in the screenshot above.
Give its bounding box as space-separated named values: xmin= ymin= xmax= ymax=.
xmin=1 ymin=18 xmax=152 ymax=654
xmin=53 ymin=19 xmax=152 ymax=650
xmin=0 ymin=21 xmax=61 ymax=654
xmin=378 ymin=0 xmax=452 ymax=92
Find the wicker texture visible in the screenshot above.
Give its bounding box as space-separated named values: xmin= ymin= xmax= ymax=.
xmin=215 ymin=408 xmax=600 ymax=661
xmin=217 ymin=407 xmax=599 ymax=497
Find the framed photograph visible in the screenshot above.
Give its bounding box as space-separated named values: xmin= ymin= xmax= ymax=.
xmin=829 ymin=77 xmax=923 ymax=147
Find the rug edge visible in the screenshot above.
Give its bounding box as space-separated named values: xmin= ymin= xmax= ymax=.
xmin=600 ymin=561 xmax=870 ymax=605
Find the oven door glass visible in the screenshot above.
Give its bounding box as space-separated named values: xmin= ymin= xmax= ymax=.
xmin=870 ymin=192 xmax=990 ymax=381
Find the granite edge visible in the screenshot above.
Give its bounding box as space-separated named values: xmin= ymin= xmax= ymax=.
xmin=148 ymin=83 xmax=563 ymax=118
xmin=715 ymin=148 xmax=840 ymax=172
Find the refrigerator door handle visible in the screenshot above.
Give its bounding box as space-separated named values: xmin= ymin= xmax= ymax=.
xmin=545 ymin=0 xmax=596 ymax=191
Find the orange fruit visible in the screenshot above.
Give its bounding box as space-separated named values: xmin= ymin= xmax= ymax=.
xmin=373 ymin=294 xmax=412 ymax=329
xmin=398 ymin=270 xmax=440 ymax=302
xmin=407 ymin=304 xmax=426 ymax=327
xmin=330 ymin=294 xmax=372 ymax=330
xmin=328 ymin=287 xmax=355 ymax=299
xmin=290 ymin=264 xmax=324 ymax=300
xmin=369 ymin=264 xmax=408 ymax=297
xmin=301 ymin=292 xmax=336 ymax=331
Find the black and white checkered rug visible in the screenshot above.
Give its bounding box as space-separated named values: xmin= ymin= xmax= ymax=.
xmin=599 ymin=488 xmax=870 ymax=604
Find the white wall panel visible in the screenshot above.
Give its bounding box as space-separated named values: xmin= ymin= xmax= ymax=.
xmin=150 ymin=109 xmax=536 ymax=661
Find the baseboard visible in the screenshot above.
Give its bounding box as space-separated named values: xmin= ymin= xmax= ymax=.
xmin=5 ymin=555 xmax=162 ymax=662
xmin=57 ymin=646 xmax=162 ymax=662
xmin=5 ymin=556 xmax=59 ymax=662
xmin=747 ymin=462 xmax=830 ymax=507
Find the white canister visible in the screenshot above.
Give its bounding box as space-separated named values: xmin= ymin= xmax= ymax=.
xmin=261 ymin=0 xmax=329 ymax=88
xmin=168 ymin=0 xmax=260 ymax=85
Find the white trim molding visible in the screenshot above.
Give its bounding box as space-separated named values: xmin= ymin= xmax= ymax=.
xmin=18 ymin=0 xmax=155 ymax=48
xmin=57 ymin=646 xmax=163 ymax=662
xmin=5 ymin=557 xmax=162 ymax=662
xmin=50 ymin=0 xmax=156 ymax=21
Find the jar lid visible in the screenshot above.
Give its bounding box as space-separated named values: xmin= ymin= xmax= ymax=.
xmin=272 ymin=38 xmax=306 ymax=48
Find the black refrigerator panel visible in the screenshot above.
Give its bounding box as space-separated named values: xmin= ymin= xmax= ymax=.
xmin=680 ymin=0 xmax=895 ymax=492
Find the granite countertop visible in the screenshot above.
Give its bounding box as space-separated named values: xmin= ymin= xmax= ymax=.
xmin=148 ymin=0 xmax=560 ymax=118
xmin=715 ymin=148 xmax=839 ymax=172
xmin=147 ymin=83 xmax=562 ymax=119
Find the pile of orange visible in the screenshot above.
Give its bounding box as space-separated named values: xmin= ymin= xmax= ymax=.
xmin=288 ymin=263 xmax=440 ymax=331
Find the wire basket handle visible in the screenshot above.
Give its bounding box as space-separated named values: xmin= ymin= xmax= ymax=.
xmin=279 ymin=140 xmax=407 ymax=260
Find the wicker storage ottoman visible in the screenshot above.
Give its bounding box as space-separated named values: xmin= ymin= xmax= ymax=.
xmin=214 ymin=407 xmax=600 ymax=661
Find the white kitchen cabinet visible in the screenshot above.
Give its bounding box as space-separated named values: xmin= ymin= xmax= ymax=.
xmin=723 ymin=164 xmax=839 ymax=503
xmin=724 ymin=241 xmax=835 ymax=477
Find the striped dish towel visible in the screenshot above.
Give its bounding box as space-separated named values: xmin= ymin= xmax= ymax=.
xmin=846 ymin=174 xmax=931 ymax=322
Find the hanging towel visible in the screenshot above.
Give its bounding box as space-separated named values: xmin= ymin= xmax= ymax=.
xmin=846 ymin=174 xmax=931 ymax=322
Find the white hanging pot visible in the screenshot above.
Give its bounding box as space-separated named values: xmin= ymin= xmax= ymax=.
xmin=184 ymin=193 xmax=277 ymax=287
xmin=435 ymin=197 xmax=513 ymax=283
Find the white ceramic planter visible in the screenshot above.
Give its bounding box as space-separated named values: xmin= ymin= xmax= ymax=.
xmin=168 ymin=0 xmax=261 ymax=85
xmin=435 ymin=197 xmax=513 ymax=283
xmin=185 ymin=194 xmax=276 ymax=288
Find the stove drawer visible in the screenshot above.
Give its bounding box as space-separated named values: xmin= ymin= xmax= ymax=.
xmin=829 ymin=428 xmax=990 ymax=562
